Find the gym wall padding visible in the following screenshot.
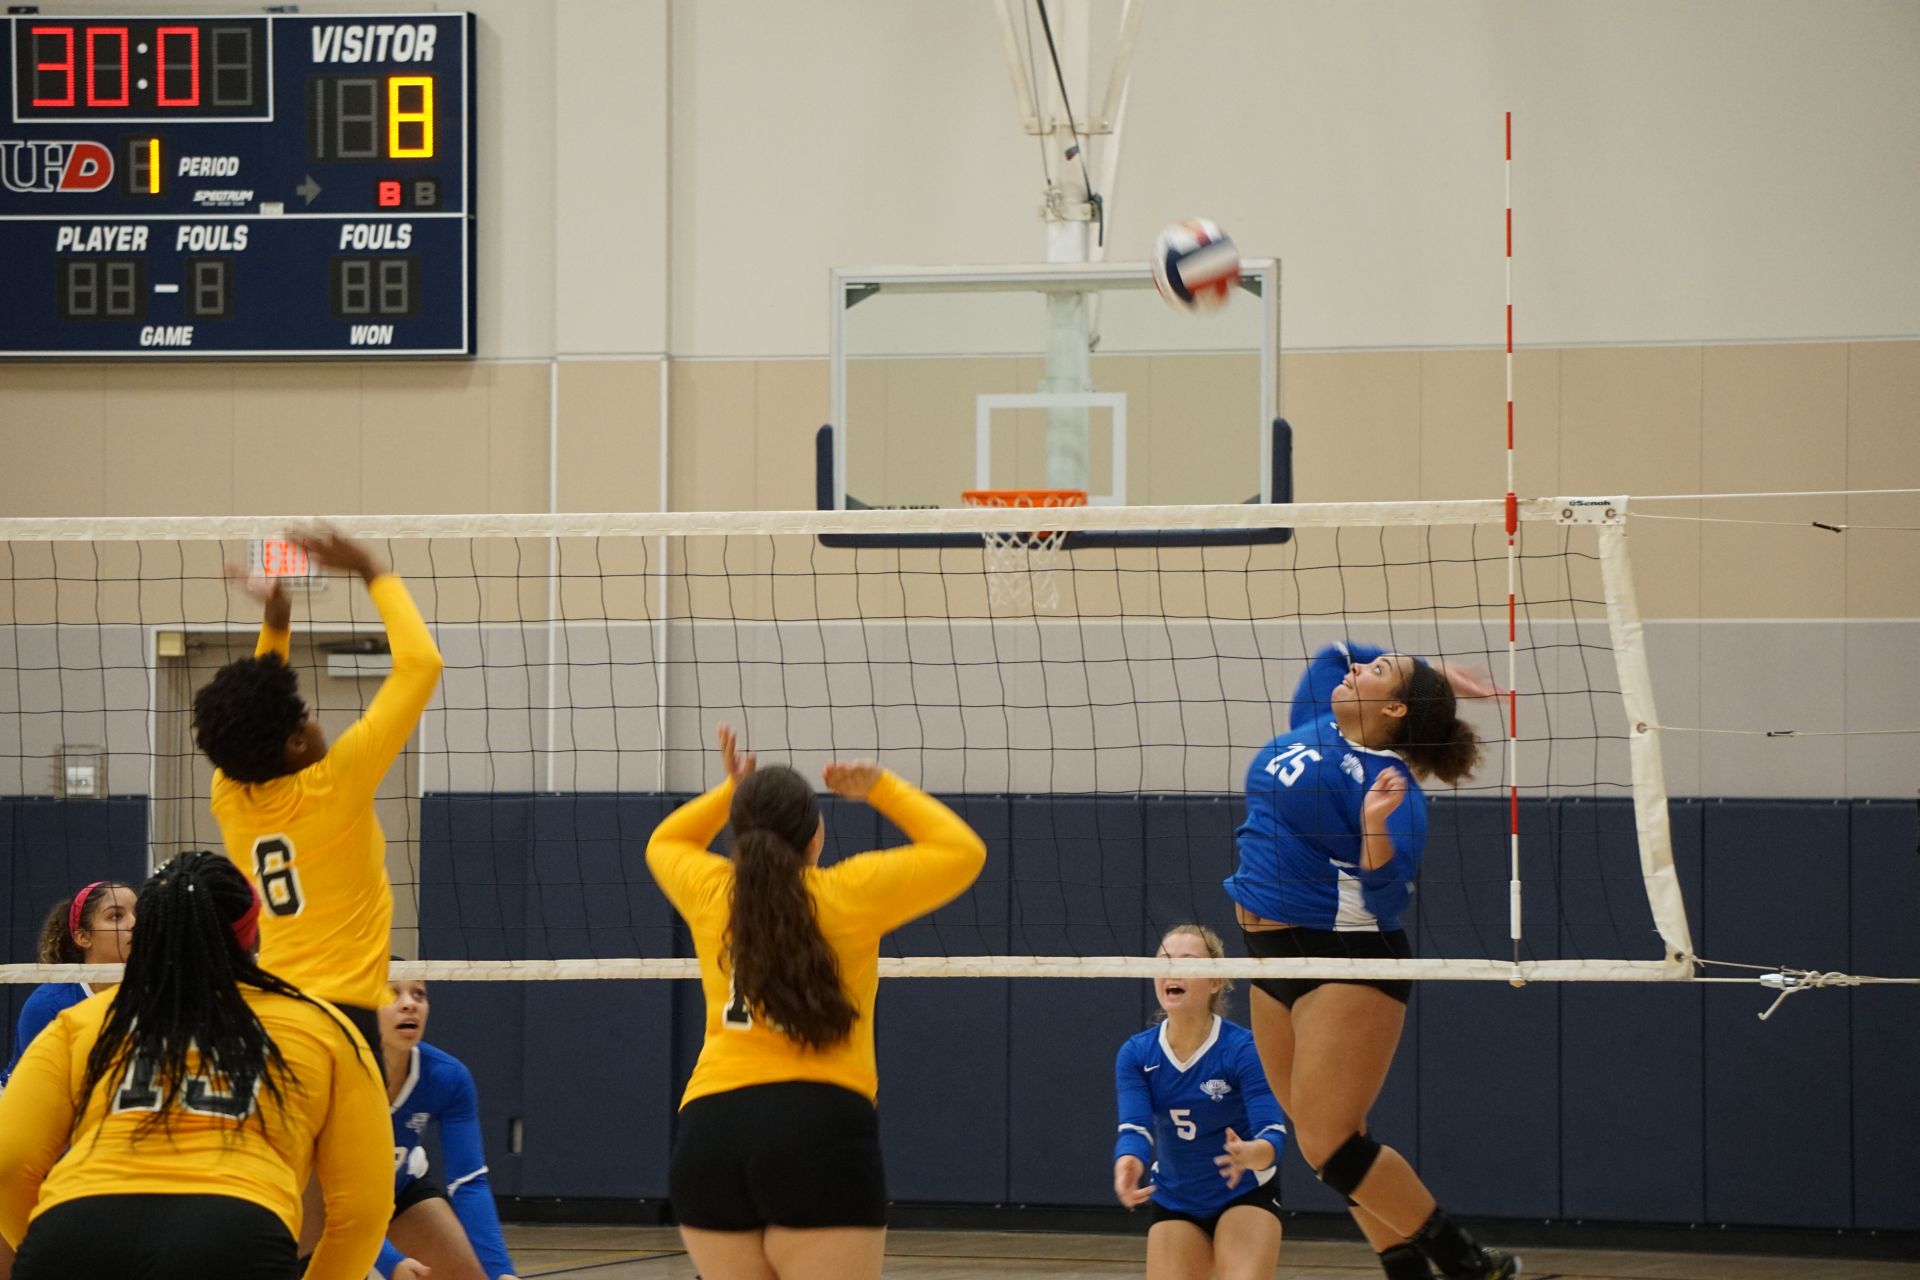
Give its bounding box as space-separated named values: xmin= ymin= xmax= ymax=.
xmin=5 ymin=793 xmax=1913 ymax=1231
xmin=411 ymin=792 xmax=1919 ymax=1230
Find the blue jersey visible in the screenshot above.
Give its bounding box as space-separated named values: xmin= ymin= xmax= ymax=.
xmin=1112 ymin=1017 xmax=1287 ymax=1216
xmin=1225 ymin=643 xmax=1427 ymax=932
xmin=2 ymin=983 xmax=89 ymax=1088
xmin=376 ymin=1043 xmax=516 ymax=1280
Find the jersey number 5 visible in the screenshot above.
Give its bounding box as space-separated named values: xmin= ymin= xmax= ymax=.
xmin=1265 ymin=741 xmax=1323 ymax=787
xmin=1170 ymin=1108 xmax=1198 ymax=1141
xmin=253 ymin=834 xmax=305 ymax=917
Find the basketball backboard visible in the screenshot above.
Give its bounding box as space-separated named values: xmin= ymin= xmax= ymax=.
xmin=815 ymin=261 xmax=1290 ymax=548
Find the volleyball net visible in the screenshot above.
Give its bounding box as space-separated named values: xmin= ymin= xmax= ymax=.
xmin=1 ymin=499 xmax=1699 ymax=985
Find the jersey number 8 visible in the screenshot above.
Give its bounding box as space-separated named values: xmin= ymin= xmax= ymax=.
xmin=253 ymin=834 xmax=305 ymax=917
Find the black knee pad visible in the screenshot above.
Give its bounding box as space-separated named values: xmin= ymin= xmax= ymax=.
xmin=1314 ymin=1130 xmax=1382 ymax=1199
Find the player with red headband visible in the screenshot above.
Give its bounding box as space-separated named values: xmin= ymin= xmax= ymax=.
xmin=0 ymin=850 xmax=391 ymax=1280
xmin=2 ymin=880 xmax=136 ymax=1088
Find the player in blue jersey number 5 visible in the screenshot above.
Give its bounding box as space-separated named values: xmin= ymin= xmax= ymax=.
xmin=1113 ymin=924 xmax=1287 ymax=1280
xmin=1226 ymin=643 xmax=1516 ymax=1280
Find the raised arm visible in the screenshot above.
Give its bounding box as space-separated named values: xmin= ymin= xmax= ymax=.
xmin=303 ymin=531 xmax=444 ymax=801
xmin=825 ymin=767 xmax=987 ymax=935
xmin=1359 ymin=765 xmax=1422 ymax=880
xmin=1290 ymin=641 xmax=1386 ymax=729
xmin=644 ymin=778 xmax=736 ymax=920
xmin=0 ymin=1018 xmax=78 ymax=1249
xmin=222 ymin=562 xmax=294 ymax=661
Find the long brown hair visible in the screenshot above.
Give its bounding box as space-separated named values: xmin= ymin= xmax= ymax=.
xmin=1393 ymin=660 xmax=1482 ymax=786
xmin=726 ymin=767 xmax=857 ymax=1050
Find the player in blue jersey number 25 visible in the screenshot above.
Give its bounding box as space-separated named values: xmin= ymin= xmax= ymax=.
xmin=1227 ymin=642 xmax=1516 ymax=1280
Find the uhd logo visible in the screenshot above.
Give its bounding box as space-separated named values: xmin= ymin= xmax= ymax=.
xmin=0 ymin=141 xmax=114 ymax=193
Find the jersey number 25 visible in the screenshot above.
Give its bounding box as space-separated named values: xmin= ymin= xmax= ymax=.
xmin=1264 ymin=742 xmax=1323 ymax=787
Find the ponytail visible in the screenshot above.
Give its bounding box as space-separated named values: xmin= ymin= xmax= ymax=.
xmin=77 ymin=851 xmax=362 ymax=1140
xmin=726 ymin=767 xmax=857 ymax=1051
xmin=1394 ymin=660 xmax=1482 ymax=786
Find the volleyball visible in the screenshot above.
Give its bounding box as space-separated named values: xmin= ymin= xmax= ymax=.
xmin=1151 ymin=218 xmax=1241 ymax=311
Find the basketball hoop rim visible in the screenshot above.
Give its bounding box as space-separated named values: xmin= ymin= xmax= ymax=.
xmin=960 ymin=489 xmax=1089 ymax=508
xmin=962 ymin=489 xmax=1088 ymax=547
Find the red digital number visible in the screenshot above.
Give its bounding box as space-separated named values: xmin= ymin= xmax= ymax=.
xmin=156 ymin=26 xmax=200 ymax=107
xmin=87 ymin=27 xmax=131 ymax=108
xmin=260 ymin=541 xmax=311 ymax=578
xmin=31 ymin=26 xmax=76 ymax=107
xmin=378 ymin=180 xmax=403 ymax=208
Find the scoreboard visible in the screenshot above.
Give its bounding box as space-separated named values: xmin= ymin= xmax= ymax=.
xmin=0 ymin=13 xmax=474 ymax=357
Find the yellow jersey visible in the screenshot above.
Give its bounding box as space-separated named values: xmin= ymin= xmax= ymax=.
xmin=211 ymin=573 xmax=443 ymax=1010
xmin=0 ymin=987 xmax=392 ymax=1280
xmin=647 ymin=771 xmax=986 ymax=1105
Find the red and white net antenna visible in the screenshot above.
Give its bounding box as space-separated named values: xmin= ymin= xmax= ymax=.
xmin=1504 ymin=111 xmax=1523 ymax=976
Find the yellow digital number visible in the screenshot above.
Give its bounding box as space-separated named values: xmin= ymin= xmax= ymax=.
xmin=388 ymin=75 xmax=434 ymax=159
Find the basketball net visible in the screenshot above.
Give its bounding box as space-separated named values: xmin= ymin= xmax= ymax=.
xmin=962 ymin=489 xmax=1087 ymax=612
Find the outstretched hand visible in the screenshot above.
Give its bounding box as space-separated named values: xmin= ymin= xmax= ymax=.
xmin=287 ymin=523 xmax=384 ymax=583
xmin=1435 ymin=659 xmax=1497 ymax=700
xmin=393 ymin=1260 xmax=431 ymax=1280
xmin=224 ymin=562 xmax=290 ymax=630
xmin=1214 ymin=1126 xmax=1271 ymax=1190
xmin=223 ymin=562 xmax=284 ymax=605
xmin=716 ymin=723 xmax=755 ymax=783
xmin=1113 ymin=1154 xmax=1155 ymax=1209
xmin=821 ymin=760 xmax=883 ymax=801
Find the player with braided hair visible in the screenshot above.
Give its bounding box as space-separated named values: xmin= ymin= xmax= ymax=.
xmin=0 ymin=851 xmax=390 ymax=1280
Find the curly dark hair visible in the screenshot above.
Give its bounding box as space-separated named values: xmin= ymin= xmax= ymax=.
xmin=37 ymin=881 xmax=134 ymax=963
xmin=192 ymin=654 xmax=306 ymax=783
xmin=1393 ymin=659 xmax=1482 ymax=787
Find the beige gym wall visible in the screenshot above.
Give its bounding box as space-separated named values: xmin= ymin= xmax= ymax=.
xmin=1 ymin=2 xmax=1915 ymax=805
xmin=5 ymin=340 xmax=1915 ymax=625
